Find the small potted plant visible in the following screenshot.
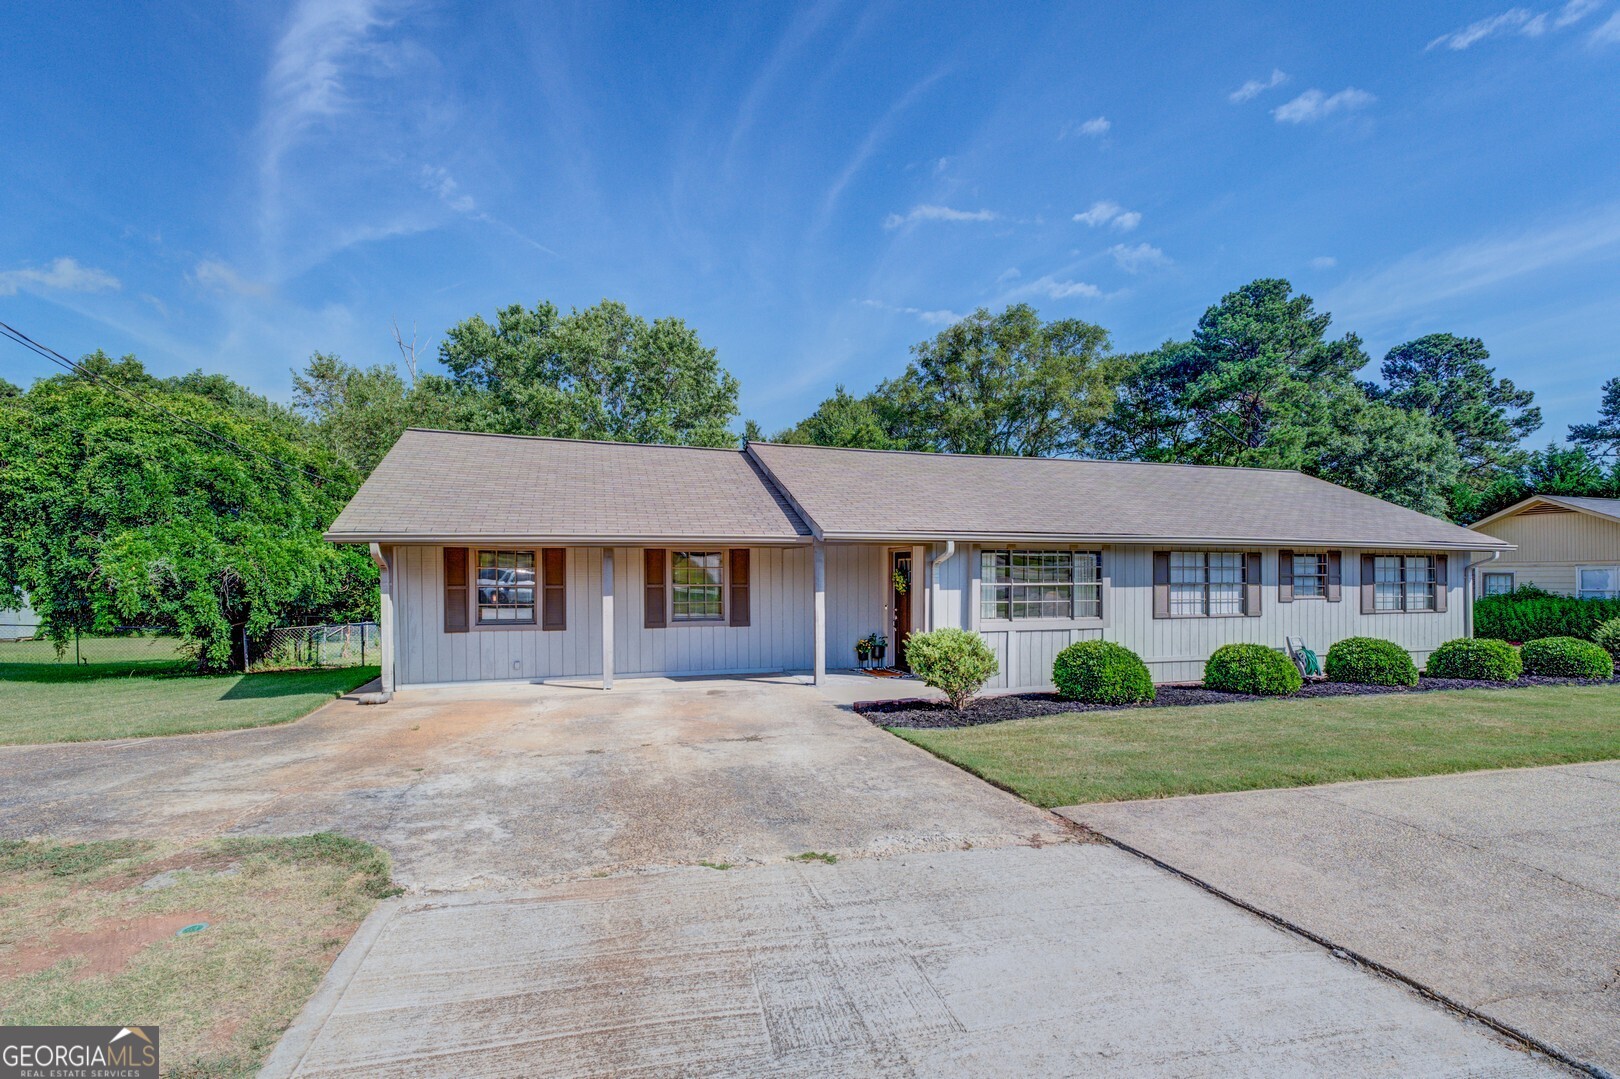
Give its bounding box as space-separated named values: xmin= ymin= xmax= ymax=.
xmin=870 ymin=632 xmax=888 ymax=668
xmin=855 ymin=637 xmax=871 ymax=669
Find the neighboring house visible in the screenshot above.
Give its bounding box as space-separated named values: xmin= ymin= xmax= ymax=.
xmin=1470 ymin=495 xmax=1620 ymax=599
xmin=325 ymin=429 xmax=1513 ymax=694
xmin=1 ymin=591 xmax=41 ymax=641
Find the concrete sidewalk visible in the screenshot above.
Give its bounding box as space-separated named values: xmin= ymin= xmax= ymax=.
xmin=1064 ymin=761 xmax=1620 ymax=1074
xmin=263 ymin=844 xmax=1555 ymax=1078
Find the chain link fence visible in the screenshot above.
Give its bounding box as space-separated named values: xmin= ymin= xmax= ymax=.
xmin=0 ymin=629 xmax=191 ymax=676
xmin=248 ymin=622 xmax=379 ymax=673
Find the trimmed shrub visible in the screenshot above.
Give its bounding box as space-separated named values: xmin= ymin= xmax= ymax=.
xmin=1424 ymin=638 xmax=1522 ymax=682
xmin=1592 ymin=617 xmax=1620 ymax=660
xmin=1203 ymin=643 xmax=1302 ymax=696
xmin=1520 ymin=636 xmax=1614 ymax=680
xmin=1324 ymin=637 xmax=1419 ymax=687
xmin=905 ymin=628 xmax=999 ymax=711
xmin=1052 ymin=641 xmax=1155 ymax=704
xmin=1474 ymin=590 xmax=1620 ymax=643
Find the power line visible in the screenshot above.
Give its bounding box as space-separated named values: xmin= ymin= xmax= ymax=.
xmin=0 ymin=319 xmax=329 ymax=486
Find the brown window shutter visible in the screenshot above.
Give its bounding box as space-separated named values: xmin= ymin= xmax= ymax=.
xmin=1244 ymin=552 xmax=1263 ymax=616
xmin=644 ymin=548 xmax=667 ymax=629
xmin=1277 ymin=549 xmax=1294 ymax=603
xmin=1433 ymin=554 xmax=1448 ymax=613
xmin=1326 ymin=551 xmax=1343 ymax=603
xmin=444 ymin=547 xmax=469 ymax=633
xmin=541 ymin=548 xmax=566 ymax=630
xmin=1360 ymin=553 xmax=1376 ymax=614
xmin=728 ymin=548 xmax=751 ymax=627
xmin=1152 ymin=551 xmax=1170 ymax=619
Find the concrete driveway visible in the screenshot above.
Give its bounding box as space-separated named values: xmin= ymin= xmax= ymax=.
xmin=0 ymin=678 xmax=1567 ymax=1075
xmin=1066 ymin=762 xmax=1620 ymax=1074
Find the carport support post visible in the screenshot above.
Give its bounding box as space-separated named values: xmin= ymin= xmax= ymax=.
xmin=601 ymin=548 xmax=614 ymax=690
xmin=813 ymin=540 xmax=826 ymax=685
xmin=368 ymin=543 xmax=395 ymax=696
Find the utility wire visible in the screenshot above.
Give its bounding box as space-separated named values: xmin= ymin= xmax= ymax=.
xmin=0 ymin=319 xmax=329 ymax=485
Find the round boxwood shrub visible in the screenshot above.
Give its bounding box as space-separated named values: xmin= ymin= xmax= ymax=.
xmin=905 ymin=627 xmax=999 ymax=710
xmin=1052 ymin=641 xmax=1155 ymax=704
xmin=1424 ymin=638 xmax=1522 ymax=682
xmin=1203 ymin=643 xmax=1302 ymax=696
xmin=1324 ymin=637 xmax=1419 ymax=687
xmin=1520 ymin=636 xmax=1614 ymax=680
xmin=1592 ymin=617 xmax=1620 ymax=660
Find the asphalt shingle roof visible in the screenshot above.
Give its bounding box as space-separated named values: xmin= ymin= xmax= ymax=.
xmin=325 ymin=429 xmax=810 ymax=542
xmin=746 ymin=442 xmax=1509 ymax=550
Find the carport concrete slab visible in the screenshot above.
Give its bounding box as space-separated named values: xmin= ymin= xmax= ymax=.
xmin=264 ymin=845 xmax=1554 ymax=1078
xmin=1062 ymin=763 xmax=1620 ymax=1072
xmin=0 ymin=676 xmax=1066 ymax=893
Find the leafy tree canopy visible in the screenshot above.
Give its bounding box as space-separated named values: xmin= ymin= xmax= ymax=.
xmin=1370 ymin=333 xmax=1540 ymax=483
xmin=1451 ymin=443 xmax=1620 ymax=523
xmin=439 ymin=299 xmax=740 ymax=447
xmin=876 ymin=304 xmax=1122 ymax=457
xmin=292 ymin=352 xmax=465 ymax=477
xmin=771 ymin=385 xmax=899 ymax=449
xmin=0 ymin=357 xmax=375 ymax=670
xmin=1568 ymin=376 xmax=1620 ymax=458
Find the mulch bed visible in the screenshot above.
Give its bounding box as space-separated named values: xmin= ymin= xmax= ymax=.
xmin=858 ymin=674 xmax=1620 ymax=730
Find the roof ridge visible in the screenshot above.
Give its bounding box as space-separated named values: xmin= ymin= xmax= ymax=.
xmin=403 ymin=428 xmax=746 ymax=454
xmin=748 ymin=440 xmax=1306 ymax=475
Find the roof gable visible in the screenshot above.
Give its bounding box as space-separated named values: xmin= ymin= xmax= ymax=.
xmin=1472 ymin=494 xmax=1620 ymax=530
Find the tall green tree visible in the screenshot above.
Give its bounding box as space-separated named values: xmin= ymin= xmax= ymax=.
xmin=876 ymin=304 xmax=1122 ymax=456
xmin=772 ymin=385 xmax=899 ymax=449
xmin=1452 ymin=443 xmax=1620 ymax=522
xmin=1370 ymin=333 xmax=1540 ymax=483
xmin=292 ymin=353 xmax=463 ymax=477
xmin=1568 ymin=376 xmax=1620 ymax=458
xmin=439 ymin=299 xmax=740 ymax=446
xmin=0 ymin=360 xmax=374 ymax=670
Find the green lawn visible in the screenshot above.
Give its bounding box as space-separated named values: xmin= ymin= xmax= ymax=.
xmin=0 ymin=666 xmax=379 ymax=745
xmin=0 ymin=635 xmax=192 ymax=680
xmin=894 ymin=684 xmax=1620 ymax=807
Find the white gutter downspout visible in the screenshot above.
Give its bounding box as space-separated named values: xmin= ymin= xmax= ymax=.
xmin=359 ymin=543 xmax=394 ymax=704
xmin=929 ymin=540 xmax=956 ymax=630
xmin=1462 ymin=550 xmax=1501 ymax=638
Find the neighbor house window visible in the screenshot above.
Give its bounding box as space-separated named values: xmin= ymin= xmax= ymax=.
xmin=1374 ymin=555 xmax=1435 ymax=612
xmin=1291 ymin=552 xmax=1328 ymax=598
xmin=1481 ymin=571 xmax=1515 ymax=597
xmin=671 ymin=551 xmax=724 ymax=621
xmin=1169 ymin=551 xmax=1246 ymax=616
xmin=476 ymin=549 xmax=536 ymax=623
xmin=1577 ymin=566 xmax=1620 ymax=600
xmin=981 ymin=550 xmax=1101 ymax=621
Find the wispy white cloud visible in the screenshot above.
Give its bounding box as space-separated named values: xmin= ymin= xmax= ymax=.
xmin=859 ymin=298 xmax=963 ymax=325
xmin=1325 ymin=203 xmax=1620 ymax=323
xmin=0 ymin=257 xmax=121 ymax=297
xmin=1427 ymin=1 xmax=1602 ymax=49
xmin=1073 ymin=200 xmax=1140 ymax=231
xmin=1273 ymin=87 xmax=1375 ymax=124
xmin=1109 ymin=242 xmax=1169 ymax=273
xmin=997 ymin=267 xmax=1021 ymax=283
xmin=1229 ymin=69 xmax=1288 ymax=103
xmin=420 ymin=165 xmax=476 ymax=213
xmin=883 ymin=204 xmax=998 ymax=230
xmin=1592 ymin=8 xmax=1620 ymax=41
xmin=1025 ymin=276 xmax=1102 ymax=299
xmin=1309 ymin=255 xmax=1338 ymax=269
xmin=189 ymin=259 xmax=272 ymax=297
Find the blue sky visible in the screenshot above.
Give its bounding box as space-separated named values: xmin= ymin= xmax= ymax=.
xmin=2 ymin=1 xmax=1618 ymax=438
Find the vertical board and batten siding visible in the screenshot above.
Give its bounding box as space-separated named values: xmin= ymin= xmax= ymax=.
xmin=1473 ymin=508 xmax=1620 ymax=596
xmin=392 ymin=544 xmax=813 ymax=686
xmin=951 ymin=543 xmax=1468 ymax=690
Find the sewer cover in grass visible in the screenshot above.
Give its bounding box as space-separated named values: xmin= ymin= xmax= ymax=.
xmin=176 ymin=923 xmax=209 ymax=936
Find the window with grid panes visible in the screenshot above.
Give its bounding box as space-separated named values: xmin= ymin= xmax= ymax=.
xmin=1169 ymin=551 xmax=1246 ymax=616
xmin=476 ymin=550 xmax=536 ymax=623
xmin=671 ymin=551 xmax=724 ymax=621
xmin=1373 ymin=555 xmax=1435 ymax=611
xmin=1291 ymin=552 xmax=1327 ymax=598
xmin=980 ymin=550 xmax=1100 ymax=621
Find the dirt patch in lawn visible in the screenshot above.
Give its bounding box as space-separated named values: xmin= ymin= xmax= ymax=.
xmin=0 ymin=833 xmax=396 ymax=1079
xmin=862 ymin=674 xmax=1620 ymax=729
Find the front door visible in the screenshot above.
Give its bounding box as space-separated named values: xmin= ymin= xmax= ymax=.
xmin=892 ymin=550 xmax=913 ymax=671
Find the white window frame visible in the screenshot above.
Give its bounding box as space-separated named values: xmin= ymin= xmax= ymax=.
xmin=1169 ymin=551 xmax=1248 ymax=618
xmin=1373 ymin=554 xmax=1436 ymax=613
xmin=975 ymin=548 xmax=1105 ymax=628
xmin=979 ymin=549 xmax=1102 ymax=624
xmin=1290 ymin=551 xmax=1328 ymax=600
xmin=1576 ymin=565 xmax=1620 ymax=600
xmin=669 ymin=550 xmax=726 ymax=624
xmin=1480 ymin=570 xmax=1515 ymax=597
xmin=474 ymin=548 xmax=538 ymax=626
